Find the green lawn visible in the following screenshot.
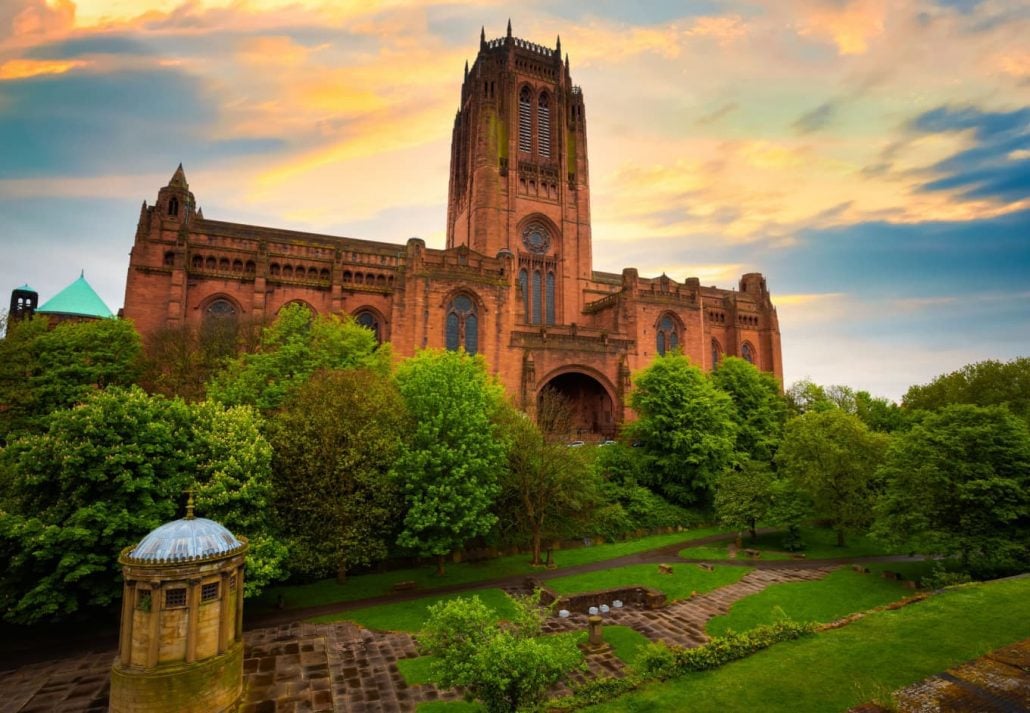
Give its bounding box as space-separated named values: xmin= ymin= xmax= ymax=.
xmin=678 ymin=527 xmax=899 ymax=562
xmin=584 ymin=576 xmax=1030 ymax=712
xmin=592 ymin=626 xmax=651 ymax=665
xmin=255 ymin=528 xmax=724 ymax=612
xmin=416 ymin=702 xmax=482 ymax=713
xmin=398 ymin=655 xmax=437 ymax=685
xmin=706 ymin=568 xmax=912 ymax=636
xmin=545 ymin=562 xmax=751 ymax=601
xmin=308 ymin=588 xmax=517 ymax=632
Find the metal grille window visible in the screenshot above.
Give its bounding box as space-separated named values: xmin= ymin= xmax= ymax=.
xmin=537 ymin=93 xmax=551 ymax=158
xmin=518 ymin=86 xmax=532 ymax=153
xmin=712 ymin=339 xmax=721 ymax=368
xmin=546 ymin=272 xmax=555 ymax=325
xmin=742 ymin=342 xmax=755 ymax=364
xmin=165 ymin=588 xmax=187 ymax=608
xmin=201 ymin=582 xmax=220 ymax=602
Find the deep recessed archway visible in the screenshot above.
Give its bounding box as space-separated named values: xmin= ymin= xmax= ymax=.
xmin=537 ymin=370 xmax=615 ymax=441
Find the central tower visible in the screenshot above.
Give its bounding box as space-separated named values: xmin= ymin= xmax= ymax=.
xmin=446 ymin=22 xmax=592 ymax=325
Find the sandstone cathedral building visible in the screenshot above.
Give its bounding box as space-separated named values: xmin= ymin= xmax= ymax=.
xmin=122 ymin=25 xmax=783 ymax=438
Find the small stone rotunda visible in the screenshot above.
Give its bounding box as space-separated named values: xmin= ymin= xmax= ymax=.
xmin=109 ymin=498 xmax=248 ymax=713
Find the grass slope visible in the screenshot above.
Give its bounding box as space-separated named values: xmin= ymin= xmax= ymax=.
xmin=308 ymin=588 xmax=517 ymax=632
xmin=256 ymin=528 xmax=724 ymax=612
xmin=546 ymin=562 xmax=751 ymax=602
xmin=585 ymin=576 xmax=1030 ymax=713
xmin=706 ymin=568 xmax=911 ymax=636
xmin=678 ymin=527 xmax=898 ymax=562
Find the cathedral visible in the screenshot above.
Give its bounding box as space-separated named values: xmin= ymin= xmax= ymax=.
xmin=122 ymin=25 xmax=783 ymax=438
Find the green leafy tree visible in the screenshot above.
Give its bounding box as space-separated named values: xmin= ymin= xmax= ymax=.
xmin=392 ymin=350 xmax=507 ymax=575
xmin=269 ymin=369 xmax=408 ymax=582
xmin=0 ymin=387 xmax=285 ymax=624
xmin=711 ymin=356 xmax=788 ymax=463
xmin=0 ymin=316 xmax=142 ymax=441
xmin=776 ymin=410 xmax=889 ymax=547
xmin=784 ymin=379 xmax=832 ymax=417
xmin=715 ymin=460 xmax=776 ymax=541
xmin=0 ymin=387 xmax=192 ymax=623
xmin=628 ymin=354 xmax=737 ymax=507
xmin=854 ymin=390 xmax=905 ymax=433
xmin=498 ymin=410 xmax=598 ymax=565
xmin=189 ymin=400 xmax=287 ymax=594
xmin=874 ymin=404 xmax=1030 ymax=572
xmin=903 ymin=358 xmax=1030 ymax=424
xmin=420 ymin=592 xmax=582 ymax=713
xmin=207 ymin=303 xmax=388 ymax=412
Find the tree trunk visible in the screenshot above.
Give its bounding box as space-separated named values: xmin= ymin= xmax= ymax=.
xmin=836 ymin=528 xmax=846 ymax=547
xmin=748 ymin=518 xmax=757 ymax=542
xmin=545 ymin=547 xmax=554 ymax=568
xmin=436 ymin=554 xmax=446 ymax=577
xmin=336 ymin=559 xmax=347 ymax=585
xmin=531 ymin=528 xmax=542 ymax=566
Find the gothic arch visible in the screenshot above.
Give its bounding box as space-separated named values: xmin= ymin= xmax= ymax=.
xmin=440 ymin=289 xmax=482 ymax=355
xmin=536 ymin=364 xmax=618 ymax=407
xmin=277 ymin=299 xmax=316 ymax=315
xmin=351 ymin=306 xmax=388 ymax=343
xmin=741 ymin=340 xmax=757 ymax=365
xmin=654 ymin=311 xmax=684 ymax=357
xmin=536 ymin=364 xmax=620 ymax=439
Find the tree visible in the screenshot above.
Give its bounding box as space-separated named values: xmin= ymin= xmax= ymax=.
xmin=189 ymin=400 xmax=287 ymax=594
xmin=711 ymin=356 xmax=788 ymax=464
xmin=784 ymin=379 xmax=832 ymax=417
xmin=776 ymin=410 xmax=889 ymax=547
xmin=628 ymin=354 xmax=737 ymax=507
xmin=853 ymin=390 xmax=905 ymax=433
xmin=0 ymin=387 xmax=286 ymax=624
xmin=874 ymin=404 xmax=1030 ymax=572
xmin=498 ymin=410 xmax=598 ymax=565
xmin=0 ymin=316 xmax=142 ymax=441
xmin=207 ymin=303 xmax=388 ymax=412
xmin=392 ymin=350 xmax=507 ymax=575
xmin=715 ymin=460 xmax=776 ymax=541
xmin=536 ymin=386 xmax=575 ymax=441
xmin=903 ymin=358 xmax=1030 ymax=424
xmin=269 ymin=369 xmax=408 ymax=582
xmin=0 ymin=387 xmax=192 ymax=623
xmin=420 ymin=592 xmax=582 ymax=713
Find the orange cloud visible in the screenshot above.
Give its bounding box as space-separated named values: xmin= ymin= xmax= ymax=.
xmin=0 ymin=58 xmax=86 ymax=79
xmin=796 ymin=0 xmax=886 ymax=55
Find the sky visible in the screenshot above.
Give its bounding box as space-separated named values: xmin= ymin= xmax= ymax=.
xmin=1 ymin=0 xmax=1028 ymax=401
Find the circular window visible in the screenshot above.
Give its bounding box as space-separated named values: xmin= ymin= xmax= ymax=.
xmin=521 ymin=222 xmax=551 ymax=254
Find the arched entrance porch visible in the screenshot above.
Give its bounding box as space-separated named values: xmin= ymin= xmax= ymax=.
xmin=536 ymin=368 xmax=618 ymax=441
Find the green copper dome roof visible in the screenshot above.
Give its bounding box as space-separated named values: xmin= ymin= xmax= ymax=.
xmin=37 ymin=273 xmax=113 ymax=318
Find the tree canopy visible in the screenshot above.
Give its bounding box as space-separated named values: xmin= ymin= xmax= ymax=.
xmin=903 ymin=358 xmax=1030 ymax=424
xmin=0 ymin=316 xmax=142 ymax=441
xmin=628 ymin=354 xmax=737 ymax=507
xmin=206 ymin=303 xmax=388 ymax=412
xmin=392 ymin=350 xmax=508 ymax=574
xmin=269 ymin=369 xmax=408 ymax=581
xmin=874 ymin=404 xmax=1030 ymax=572
xmin=0 ymin=387 xmax=284 ymax=624
xmin=776 ymin=409 xmax=889 ymax=546
xmin=710 ymin=356 xmax=788 ymax=463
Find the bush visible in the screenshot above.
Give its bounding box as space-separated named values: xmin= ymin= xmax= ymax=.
xmin=922 ymin=565 xmax=972 ymax=590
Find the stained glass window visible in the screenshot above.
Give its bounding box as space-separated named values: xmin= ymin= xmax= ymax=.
xmin=445 ymin=294 xmax=478 ymax=354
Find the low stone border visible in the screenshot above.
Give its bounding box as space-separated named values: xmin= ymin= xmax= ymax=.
xmin=527 ymin=577 xmax=667 ymax=614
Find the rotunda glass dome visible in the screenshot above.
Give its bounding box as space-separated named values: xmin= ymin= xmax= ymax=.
xmin=128 ymin=517 xmax=243 ymax=562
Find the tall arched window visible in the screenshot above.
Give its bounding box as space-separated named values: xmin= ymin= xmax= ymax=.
xmin=168 ymin=197 xmax=179 ymax=216
xmin=204 ymin=298 xmax=238 ymax=324
xmin=518 ymin=86 xmax=532 ymax=153
xmin=519 ymin=269 xmax=529 ymax=321
xmin=355 ymin=310 xmax=381 ymax=343
xmin=537 ymin=92 xmax=551 ymax=158
xmin=656 ymin=314 xmax=679 ymax=356
xmin=546 ymin=272 xmax=555 ymax=325
xmin=712 ymin=339 xmax=721 ymax=368
xmin=445 ymin=294 xmax=478 ymax=354
xmin=532 ymin=271 xmax=542 ymax=324
xmin=742 ymin=342 xmax=756 ymax=364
